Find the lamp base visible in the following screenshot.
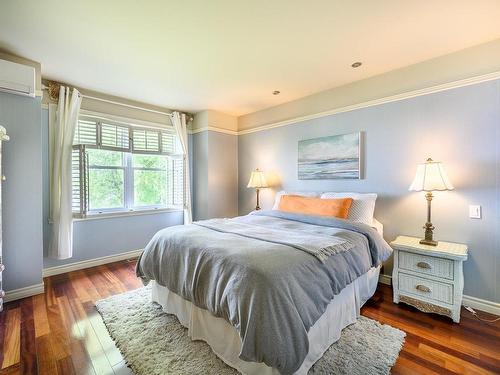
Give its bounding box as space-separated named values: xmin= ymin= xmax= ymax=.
xmin=419 ymin=238 xmax=438 ymax=246
xmin=420 ymin=192 xmax=438 ymax=246
xmin=255 ymin=188 xmax=261 ymax=211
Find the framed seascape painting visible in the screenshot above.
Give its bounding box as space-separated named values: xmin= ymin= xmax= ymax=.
xmin=298 ymin=132 xmax=362 ymax=179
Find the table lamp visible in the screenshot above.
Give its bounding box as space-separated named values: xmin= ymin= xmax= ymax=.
xmin=247 ymin=169 xmax=268 ymax=210
xmin=409 ymin=158 xmax=454 ymax=246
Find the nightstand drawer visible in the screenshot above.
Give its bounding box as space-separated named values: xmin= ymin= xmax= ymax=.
xmin=398 ymin=273 xmax=454 ymax=304
xmin=399 ymin=250 xmax=454 ymax=280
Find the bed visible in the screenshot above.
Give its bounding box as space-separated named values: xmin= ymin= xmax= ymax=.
xmin=136 ymin=203 xmax=392 ymax=375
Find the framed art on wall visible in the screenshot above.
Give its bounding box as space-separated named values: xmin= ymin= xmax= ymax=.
xmin=298 ymin=132 xmax=362 ymax=180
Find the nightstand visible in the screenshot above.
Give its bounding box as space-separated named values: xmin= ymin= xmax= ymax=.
xmin=391 ymin=236 xmax=468 ymax=323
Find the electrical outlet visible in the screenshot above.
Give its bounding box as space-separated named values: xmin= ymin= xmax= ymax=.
xmin=469 ymin=205 xmax=481 ymax=219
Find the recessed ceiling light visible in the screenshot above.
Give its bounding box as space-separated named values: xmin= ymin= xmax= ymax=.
xmin=351 ymin=62 xmax=362 ymax=68
xmin=272 ymin=90 xmax=280 ymax=95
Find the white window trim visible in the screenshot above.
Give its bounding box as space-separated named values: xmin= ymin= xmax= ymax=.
xmin=74 ymin=207 xmax=183 ymax=221
xmin=73 ymin=112 xmax=185 ymax=219
xmin=84 ymin=152 xmax=181 ymax=215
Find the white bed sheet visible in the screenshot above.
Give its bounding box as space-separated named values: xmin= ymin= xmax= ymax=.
xmin=372 ymin=218 xmax=384 ymax=237
xmin=151 ymin=265 xmax=381 ymax=375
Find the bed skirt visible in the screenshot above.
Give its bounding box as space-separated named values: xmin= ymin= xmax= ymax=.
xmin=151 ymin=265 xmax=381 ymax=375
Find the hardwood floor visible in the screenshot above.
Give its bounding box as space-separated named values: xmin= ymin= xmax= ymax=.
xmin=0 ymin=259 xmax=499 ymax=374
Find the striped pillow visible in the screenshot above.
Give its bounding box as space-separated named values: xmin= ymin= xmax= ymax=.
xmin=320 ymin=192 xmax=377 ymax=225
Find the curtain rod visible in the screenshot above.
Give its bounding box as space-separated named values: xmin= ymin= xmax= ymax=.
xmin=42 ymin=83 xmax=177 ymax=118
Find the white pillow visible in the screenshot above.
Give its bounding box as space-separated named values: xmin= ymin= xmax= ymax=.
xmin=320 ymin=192 xmax=377 ymax=225
xmin=272 ymin=191 xmax=320 ymax=210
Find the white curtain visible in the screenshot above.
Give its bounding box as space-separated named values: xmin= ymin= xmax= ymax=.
xmin=49 ymin=86 xmax=82 ymax=259
xmin=171 ymin=111 xmax=193 ymax=224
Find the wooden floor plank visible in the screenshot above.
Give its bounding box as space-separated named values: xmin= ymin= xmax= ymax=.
xmin=68 ymin=271 xmax=96 ymax=304
xmin=32 ymin=295 xmax=50 ymax=339
xmin=46 ymin=303 xmax=72 ymax=361
xmin=1 ymin=308 xmax=20 ymax=369
xmin=67 ymin=297 xmax=113 ymax=375
xmin=0 ymin=301 xmax=8 ymax=369
xmin=19 ymin=298 xmax=37 ymax=375
xmin=0 ymin=364 xmax=20 ymax=375
xmin=392 ymin=355 xmax=443 ymax=375
xmin=57 ymin=296 xmax=97 ymax=375
xmin=43 ymin=278 xmax=57 ymax=308
xmin=419 ymin=343 xmax=497 ymax=375
xmin=0 ymin=259 xmax=498 ymax=375
xmin=85 ymin=305 xmax=124 ymax=367
xmin=56 ymin=356 xmax=75 ymax=375
xmin=34 ymin=334 xmax=58 ymax=375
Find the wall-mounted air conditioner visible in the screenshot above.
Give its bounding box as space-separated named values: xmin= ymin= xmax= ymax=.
xmin=0 ymin=58 xmax=36 ymax=98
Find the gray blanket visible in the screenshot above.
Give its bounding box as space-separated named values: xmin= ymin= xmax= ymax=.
xmin=194 ymin=218 xmax=355 ymax=262
xmin=136 ymin=211 xmax=392 ymax=374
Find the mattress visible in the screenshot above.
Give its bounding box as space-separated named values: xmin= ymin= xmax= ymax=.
xmin=151 ymin=265 xmax=381 ymax=375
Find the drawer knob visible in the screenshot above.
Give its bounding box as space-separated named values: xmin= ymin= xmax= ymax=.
xmin=415 ymin=284 xmax=431 ymax=293
xmin=417 ymin=261 xmax=431 ymax=269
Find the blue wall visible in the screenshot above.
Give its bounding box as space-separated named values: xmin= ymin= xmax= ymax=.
xmin=238 ymin=80 xmax=500 ymax=303
xmin=192 ymin=131 xmax=208 ymax=220
xmin=3 ymin=80 xmax=500 ymax=306
xmin=192 ymin=131 xmax=238 ymax=220
xmin=0 ymin=92 xmax=43 ymax=291
xmin=206 ymin=131 xmax=238 ymax=218
xmin=41 ymin=109 xmax=184 ymax=268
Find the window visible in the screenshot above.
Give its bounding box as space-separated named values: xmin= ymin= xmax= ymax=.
xmin=88 ymin=149 xmax=125 ymax=210
xmin=72 ymin=115 xmax=184 ymax=217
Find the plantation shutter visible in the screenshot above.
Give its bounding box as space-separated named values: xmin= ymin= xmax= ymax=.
xmin=161 ymin=132 xmax=175 ymax=154
xmin=74 ymin=118 xmax=98 ymax=146
xmin=73 ymin=117 xmax=178 ymax=156
xmin=166 ymin=156 xmax=185 ymax=207
xmin=172 ymin=157 xmax=185 ymax=206
xmin=132 ymin=129 xmax=160 ymax=153
xmin=101 ymin=122 xmax=130 ymax=150
xmin=71 ymin=145 xmax=88 ymax=217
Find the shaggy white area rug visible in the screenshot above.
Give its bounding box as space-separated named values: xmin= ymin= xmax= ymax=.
xmin=96 ymin=287 xmax=405 ymax=375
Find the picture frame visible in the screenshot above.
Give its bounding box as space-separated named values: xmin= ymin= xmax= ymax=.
xmin=298 ymin=132 xmax=363 ymax=180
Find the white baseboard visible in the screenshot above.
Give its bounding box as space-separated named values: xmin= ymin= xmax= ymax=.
xmin=4 ymin=282 xmax=45 ymax=303
xmin=462 ymin=295 xmax=500 ymax=316
xmin=378 ymin=274 xmax=392 ymax=286
xmin=43 ymin=249 xmax=143 ymax=277
xmin=377 ymin=274 xmax=500 ymax=316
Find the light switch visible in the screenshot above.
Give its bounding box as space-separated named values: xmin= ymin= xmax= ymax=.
xmin=469 ymin=205 xmax=481 ymax=219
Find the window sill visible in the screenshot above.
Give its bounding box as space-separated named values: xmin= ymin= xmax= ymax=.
xmin=73 ymin=207 xmax=183 ymax=221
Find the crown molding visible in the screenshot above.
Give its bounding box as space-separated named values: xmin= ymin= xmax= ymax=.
xmin=189 ymin=126 xmax=238 ymax=135
xmin=42 ymin=70 xmax=500 ymax=137
xmin=238 ymin=70 xmax=500 ymax=135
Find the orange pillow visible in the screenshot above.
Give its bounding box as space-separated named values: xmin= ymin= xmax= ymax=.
xmin=278 ymin=195 xmax=353 ymax=219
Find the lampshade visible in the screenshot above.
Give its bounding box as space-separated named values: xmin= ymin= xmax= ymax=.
xmin=247 ymin=169 xmax=268 ymax=188
xmin=409 ymin=158 xmax=454 ymax=192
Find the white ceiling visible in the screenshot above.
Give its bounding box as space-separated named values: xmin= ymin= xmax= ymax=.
xmin=1 ymin=1 xmax=500 ymax=116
